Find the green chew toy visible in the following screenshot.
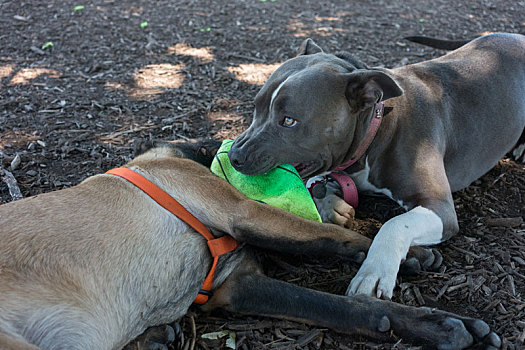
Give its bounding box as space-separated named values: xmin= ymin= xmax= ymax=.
xmin=211 ymin=139 xmax=321 ymax=222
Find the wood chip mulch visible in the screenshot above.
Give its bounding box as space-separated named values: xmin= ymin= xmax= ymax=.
xmin=1 ymin=0 xmax=523 ymax=348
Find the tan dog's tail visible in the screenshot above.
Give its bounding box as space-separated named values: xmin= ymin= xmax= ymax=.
xmin=404 ymin=36 xmax=471 ymax=50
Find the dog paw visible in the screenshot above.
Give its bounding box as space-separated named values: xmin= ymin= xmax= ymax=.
xmin=349 ymin=294 xmax=500 ymax=349
xmin=125 ymin=323 xmax=182 ymax=350
xmin=400 ymin=246 xmax=443 ymax=275
xmin=395 ymin=307 xmax=501 ymax=349
xmin=314 ymin=192 xmax=355 ymax=228
xmin=346 ymin=259 xmax=397 ymax=299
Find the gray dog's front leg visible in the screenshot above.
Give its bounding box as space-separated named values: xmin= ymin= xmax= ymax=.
xmin=311 ymin=177 xmax=443 ymax=278
xmin=312 ymin=179 xmax=356 ymax=228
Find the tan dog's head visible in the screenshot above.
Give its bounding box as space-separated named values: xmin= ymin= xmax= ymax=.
xmin=228 ymin=39 xmax=403 ymax=178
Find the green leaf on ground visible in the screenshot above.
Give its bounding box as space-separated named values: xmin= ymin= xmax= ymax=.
xmin=41 ymin=42 xmax=54 ymax=50
xmin=201 ymin=330 xmax=236 ymax=349
xmin=140 ymin=21 xmax=148 ymax=28
xmin=73 ymin=5 xmax=85 ymax=11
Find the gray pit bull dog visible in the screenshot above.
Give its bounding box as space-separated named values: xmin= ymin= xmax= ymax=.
xmin=229 ymin=33 xmax=525 ymax=300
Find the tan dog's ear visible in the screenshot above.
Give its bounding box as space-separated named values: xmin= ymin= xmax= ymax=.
xmin=166 ymin=139 xmax=221 ymax=167
xmin=344 ymin=70 xmax=403 ymax=111
xmin=133 ymin=139 xmax=157 ymax=156
xmin=297 ymin=38 xmax=323 ymax=56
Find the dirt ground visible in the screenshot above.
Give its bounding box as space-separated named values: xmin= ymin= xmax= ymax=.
xmin=1 ymin=0 xmax=524 ymax=349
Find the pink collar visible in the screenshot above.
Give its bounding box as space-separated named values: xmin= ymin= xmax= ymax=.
xmin=334 ymin=102 xmax=384 ymax=171
xmin=325 ymin=102 xmax=384 ymax=209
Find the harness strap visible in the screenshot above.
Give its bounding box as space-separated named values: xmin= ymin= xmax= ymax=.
xmin=105 ymin=167 xmax=239 ymax=305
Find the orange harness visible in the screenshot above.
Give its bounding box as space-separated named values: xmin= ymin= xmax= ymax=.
xmin=105 ymin=167 xmax=240 ymax=305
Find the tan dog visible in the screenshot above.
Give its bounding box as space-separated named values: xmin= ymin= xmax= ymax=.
xmin=0 ymin=140 xmax=500 ymax=349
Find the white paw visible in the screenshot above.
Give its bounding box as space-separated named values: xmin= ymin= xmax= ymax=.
xmin=346 ymin=258 xmax=398 ymax=299
xmin=346 ymin=206 xmax=444 ymax=299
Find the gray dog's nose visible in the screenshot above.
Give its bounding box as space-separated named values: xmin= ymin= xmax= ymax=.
xmin=228 ymin=148 xmax=245 ymax=170
xmin=231 ymin=156 xmax=242 ymax=168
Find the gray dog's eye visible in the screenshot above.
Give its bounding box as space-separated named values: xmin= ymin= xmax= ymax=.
xmin=281 ymin=116 xmax=297 ymax=127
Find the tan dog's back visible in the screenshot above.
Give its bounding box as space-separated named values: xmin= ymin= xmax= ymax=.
xmin=0 ymin=158 xmax=213 ymax=349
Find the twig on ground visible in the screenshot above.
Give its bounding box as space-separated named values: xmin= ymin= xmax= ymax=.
xmin=189 ymin=314 xmax=196 ymax=350
xmin=1 ymin=166 xmax=23 ymax=201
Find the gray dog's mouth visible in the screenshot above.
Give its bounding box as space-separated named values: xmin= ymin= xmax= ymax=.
xmin=293 ymin=160 xmax=323 ymax=178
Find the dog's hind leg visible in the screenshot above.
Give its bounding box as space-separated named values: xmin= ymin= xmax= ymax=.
xmin=206 ymin=264 xmax=501 ymax=350
xmin=0 ymin=332 xmax=40 ymax=350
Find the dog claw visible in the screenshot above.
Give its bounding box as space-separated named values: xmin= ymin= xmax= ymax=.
xmin=485 ymin=332 xmax=501 ymax=348
xmin=462 ymin=319 xmax=501 ymax=349
xmin=148 ymin=324 xmax=176 ymax=344
xmin=437 ymin=318 xmax=474 ymax=350
xmin=378 ymin=315 xmax=390 ymax=332
xmin=126 ymin=324 xmax=180 ymax=350
xmin=376 ymin=286 xmax=392 ymax=300
xmin=399 ymin=257 xmax=422 ymax=275
xmin=172 ymin=322 xmax=183 ymax=344
xmin=430 ymin=248 xmax=443 ymax=270
xmin=469 ymin=319 xmax=490 ymax=338
xmin=400 ymin=247 xmax=443 ymax=275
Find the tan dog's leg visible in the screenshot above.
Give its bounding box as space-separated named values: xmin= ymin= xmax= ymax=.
xmin=179 ymin=175 xmax=370 ymax=262
xmin=0 ymin=333 xmax=40 ymax=350
xmin=173 ymin=166 xmax=439 ymax=270
xmin=135 ymin=158 xmax=372 ymax=262
xmin=229 ymin=200 xmax=369 ymax=261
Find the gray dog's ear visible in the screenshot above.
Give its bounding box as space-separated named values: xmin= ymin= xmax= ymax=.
xmin=344 ymin=70 xmax=403 ymax=111
xmin=297 ymin=38 xmax=323 ymax=56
